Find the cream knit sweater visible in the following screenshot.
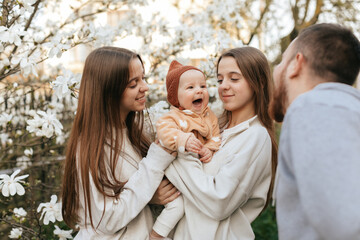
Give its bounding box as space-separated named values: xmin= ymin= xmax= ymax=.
xmin=74 ymin=131 xmax=174 ymax=240
xmin=166 ymin=116 xmax=272 ymax=240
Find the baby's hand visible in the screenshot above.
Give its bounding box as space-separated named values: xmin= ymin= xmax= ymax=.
xmin=199 ymin=147 xmax=213 ymax=163
xmin=185 ymin=134 xmax=203 ymax=153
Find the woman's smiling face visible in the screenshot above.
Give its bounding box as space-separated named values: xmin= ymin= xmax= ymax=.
xmin=120 ymin=57 xmax=149 ymax=119
xmin=217 ymin=56 xmax=254 ymax=114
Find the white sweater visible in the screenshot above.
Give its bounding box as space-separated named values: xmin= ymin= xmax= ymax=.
xmin=74 ymin=133 xmax=175 ymax=240
xmin=165 ymin=116 xmax=272 ymax=240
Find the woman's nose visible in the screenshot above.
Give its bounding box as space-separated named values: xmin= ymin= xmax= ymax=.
xmin=219 ymin=79 xmax=229 ymax=90
xmin=140 ymin=80 xmax=149 ymax=92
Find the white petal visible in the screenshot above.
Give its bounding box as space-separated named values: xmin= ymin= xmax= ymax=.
xmin=43 ymin=215 xmax=49 ymax=225
xmin=50 ymin=195 xmax=57 ymax=203
xmin=15 ymin=174 xmax=29 ymax=181
xmin=0 ymin=174 xmax=10 ymax=180
xmin=37 ymin=203 xmax=45 ymax=212
xmin=15 ymin=183 xmax=25 ymax=195
xmin=9 ymin=183 xmax=18 ymax=196
xmin=10 ymin=169 xmax=21 ymax=179
xmin=48 ymin=214 xmax=56 ymax=223
xmin=2 ymin=185 xmax=9 ymax=197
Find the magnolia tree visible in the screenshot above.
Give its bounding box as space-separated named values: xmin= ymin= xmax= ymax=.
xmin=1 ymin=0 xmax=359 ymax=238
xmin=0 ymin=0 xmax=246 ymax=238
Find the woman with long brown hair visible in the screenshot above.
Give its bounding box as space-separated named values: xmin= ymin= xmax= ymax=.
xmin=165 ymin=47 xmax=277 ymax=239
xmin=61 ymin=47 xmax=176 ymax=239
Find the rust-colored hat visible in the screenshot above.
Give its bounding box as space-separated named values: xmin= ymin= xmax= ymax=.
xmin=166 ymin=60 xmax=203 ymax=107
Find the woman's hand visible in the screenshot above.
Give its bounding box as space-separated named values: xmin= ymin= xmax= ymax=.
xmin=149 ymin=178 xmax=180 ymax=205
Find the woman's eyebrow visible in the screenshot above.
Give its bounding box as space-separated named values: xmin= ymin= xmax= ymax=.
xmin=129 ymin=75 xmax=141 ymax=82
xmin=130 ymin=71 xmax=145 ymax=81
xmin=217 ymin=71 xmax=241 ymax=76
xmin=128 ymin=78 xmax=137 ymax=84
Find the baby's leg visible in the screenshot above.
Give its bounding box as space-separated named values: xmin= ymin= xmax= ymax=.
xmin=151 ymin=195 xmax=184 ymax=238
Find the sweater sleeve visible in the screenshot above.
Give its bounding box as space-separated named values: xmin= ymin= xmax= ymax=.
xmin=85 ymin=143 xmax=175 ymax=234
xmin=156 ymin=114 xmax=193 ymax=152
xmin=203 ymin=111 xmax=221 ymax=151
xmin=284 ymin=103 xmax=360 ymax=239
xmin=166 ymin=127 xmax=271 ymax=221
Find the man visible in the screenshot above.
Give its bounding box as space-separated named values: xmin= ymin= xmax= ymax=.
xmin=270 ymin=23 xmax=360 ymax=239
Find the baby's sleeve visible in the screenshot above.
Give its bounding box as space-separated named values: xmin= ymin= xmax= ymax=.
xmin=203 ymin=111 xmax=221 ymax=151
xmin=156 ymin=114 xmax=193 ymax=153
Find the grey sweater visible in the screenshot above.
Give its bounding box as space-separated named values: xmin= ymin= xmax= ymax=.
xmin=276 ymin=82 xmax=360 ymax=240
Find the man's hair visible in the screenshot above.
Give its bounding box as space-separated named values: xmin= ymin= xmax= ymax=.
xmin=294 ymin=23 xmax=360 ymax=85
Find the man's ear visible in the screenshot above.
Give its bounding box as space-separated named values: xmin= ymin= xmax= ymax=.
xmin=288 ymin=53 xmax=305 ymax=78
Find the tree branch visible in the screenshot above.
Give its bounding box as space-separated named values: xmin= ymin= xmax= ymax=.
xmin=247 ymin=0 xmax=272 ymax=45
xmin=303 ymin=0 xmax=323 ymax=28
xmin=1 ymin=0 xmax=9 ymax=26
xmin=301 ymin=0 xmax=311 ymax=23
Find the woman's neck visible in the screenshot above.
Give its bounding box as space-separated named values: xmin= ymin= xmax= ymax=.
xmin=227 ymin=106 xmax=256 ymax=129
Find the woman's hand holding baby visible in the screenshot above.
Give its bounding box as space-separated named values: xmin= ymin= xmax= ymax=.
xmin=150 ymin=178 xmax=180 ymax=205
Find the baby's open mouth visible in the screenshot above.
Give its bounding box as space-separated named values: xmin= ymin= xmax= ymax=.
xmin=192 ymin=98 xmax=203 ymax=106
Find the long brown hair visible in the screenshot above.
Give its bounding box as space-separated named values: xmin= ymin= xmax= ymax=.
xmin=61 ymin=47 xmax=150 ymax=229
xmin=217 ymin=47 xmax=278 ymax=209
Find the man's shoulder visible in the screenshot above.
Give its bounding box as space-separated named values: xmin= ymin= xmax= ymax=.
xmin=289 ymin=82 xmax=360 ymax=114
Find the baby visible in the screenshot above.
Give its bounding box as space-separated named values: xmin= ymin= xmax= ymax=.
xmin=150 ymin=60 xmax=221 ymax=239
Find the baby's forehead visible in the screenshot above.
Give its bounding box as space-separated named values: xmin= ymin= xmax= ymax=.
xmin=179 ymin=69 xmax=205 ymax=83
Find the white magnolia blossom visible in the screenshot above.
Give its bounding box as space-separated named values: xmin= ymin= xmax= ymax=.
xmin=209 ymin=99 xmax=224 ymax=117
xmin=92 ymin=26 xmax=117 ymax=47
xmin=146 ymin=101 xmax=169 ymax=123
xmin=10 ymin=49 xmax=41 ymax=77
xmin=9 ymin=227 xmax=23 ymax=239
xmin=0 ymin=25 xmax=27 ymax=46
xmin=21 ymin=50 xmax=41 ymax=77
xmin=53 ymin=225 xmax=73 ymax=240
xmin=144 ymin=101 xmax=170 ymax=138
xmin=51 ymin=70 xmax=81 ymax=100
xmin=45 ymin=35 xmax=71 ymax=58
xmin=16 ymin=155 xmax=32 ymax=169
xmin=18 ymin=0 xmax=37 ymax=12
xmin=0 ymin=57 xmax=10 ymax=70
xmin=37 ymin=195 xmax=63 ymax=225
xmin=0 ymin=113 xmax=13 ymax=128
xmin=56 ymin=133 xmax=67 ymax=145
xmin=0 ymin=133 xmax=9 ymax=147
xmin=26 ymin=110 xmax=63 ymax=138
xmin=0 ymin=169 xmax=29 ymax=197
xmin=208 ymin=86 xmax=218 ymax=98
xmin=13 ymin=207 xmax=27 ymax=218
xmin=24 ymin=148 xmax=33 ymax=156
